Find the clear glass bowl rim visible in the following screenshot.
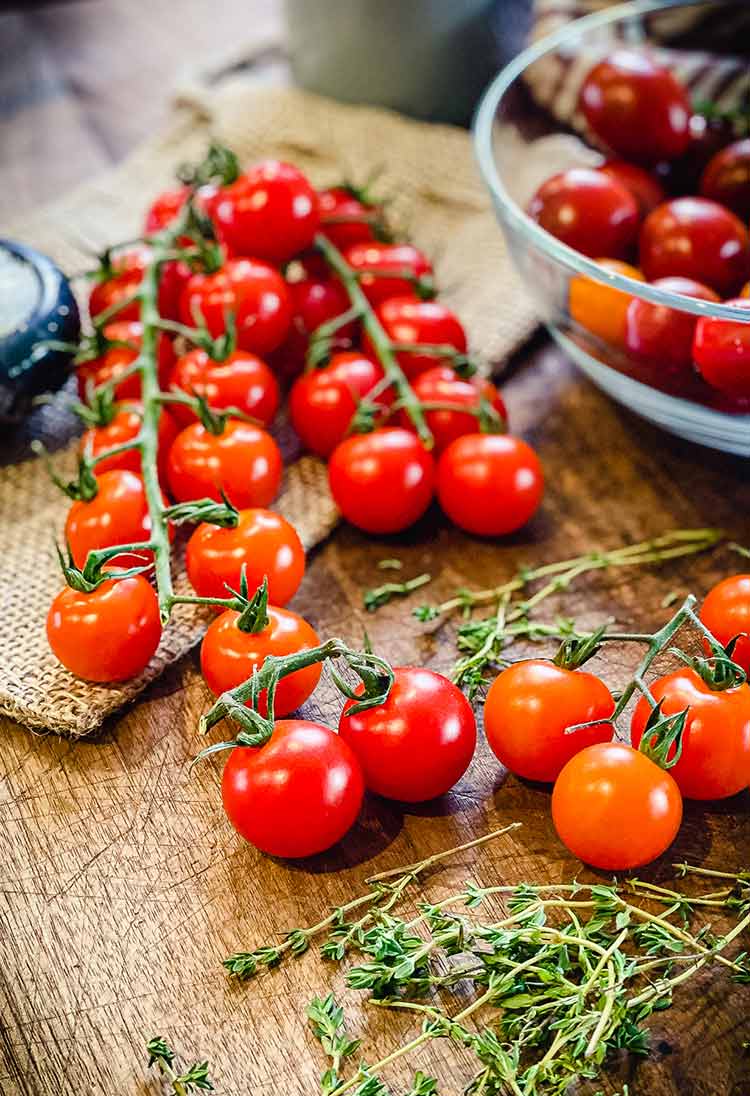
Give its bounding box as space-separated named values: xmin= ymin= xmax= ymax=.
xmin=473 ymin=0 xmax=750 ymax=323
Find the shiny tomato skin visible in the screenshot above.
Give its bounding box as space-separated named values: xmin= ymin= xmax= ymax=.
xmin=600 ymin=160 xmax=667 ymax=217
xmin=168 ymin=347 xmax=280 ymax=429
xmin=367 ymin=297 xmax=467 ymax=381
xmin=179 ymin=258 xmax=292 ymax=356
xmin=76 ymin=321 xmax=175 ymax=401
xmin=213 ymin=161 xmax=319 ymax=263
xmin=64 ymin=469 xmax=168 ymax=570
xmin=692 ymin=298 xmax=750 ymax=398
xmin=186 ymin=508 xmax=305 ymax=606
xmin=79 ymin=404 xmax=178 ymax=480
xmin=273 ymin=277 xmax=357 ymax=380
xmin=625 ymin=276 xmax=719 ymax=372
xmin=328 ymin=428 xmax=435 ymax=534
xmin=339 ymin=666 xmax=476 ymax=802
xmin=631 ymin=668 xmax=750 ymax=800
xmin=700 ymin=574 xmax=750 ymax=674
xmin=484 ymin=660 xmax=615 ymax=783
xmin=289 ymin=351 xmax=388 ymax=458
xmin=402 ymin=366 xmax=507 ymax=453
xmin=47 ymin=575 xmax=162 ymax=683
xmin=201 ymin=607 xmax=321 ymax=716
xmin=221 ymin=721 xmax=364 ymax=858
xmin=700 ymin=138 xmax=750 ymax=222
xmin=528 ymin=168 xmax=639 ymax=260
xmin=436 ymin=434 xmax=543 ymax=537
xmin=552 ymin=743 xmax=683 ymax=870
xmin=144 ymin=185 xmax=191 ymax=234
xmin=344 ymin=243 xmax=433 ymax=306
xmin=639 ymin=197 xmax=750 ymax=297
xmin=166 ymin=419 xmax=282 ymax=508
xmin=569 ymin=259 xmax=644 ymax=347
xmin=318 ymin=186 xmax=378 ymax=249
xmin=579 ymin=50 xmax=691 ymax=163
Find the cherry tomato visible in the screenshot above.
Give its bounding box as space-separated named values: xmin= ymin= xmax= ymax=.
xmin=179 ymin=258 xmax=292 ymax=356
xmin=700 ymin=138 xmax=750 ymax=222
xmin=273 ymin=276 xmax=357 ymax=379
xmin=339 ymin=666 xmax=476 ymax=802
xmin=344 ymin=243 xmax=433 ymax=306
xmin=65 ymin=469 xmax=169 ymax=569
xmin=552 ymin=743 xmax=683 ymax=870
xmin=76 ymin=321 xmax=175 ymax=401
xmin=569 ymin=259 xmax=644 ymax=347
xmin=201 ymin=607 xmax=321 ymax=716
xmin=221 ymin=721 xmax=364 ymax=857
xmin=47 ymin=574 xmax=162 ymax=683
xmin=483 ymin=660 xmax=614 ymax=783
xmin=289 ymin=351 xmax=388 ymax=458
xmin=328 ymin=428 xmax=435 ymax=534
xmin=436 ymin=434 xmax=543 ymax=537
xmin=528 ymin=168 xmax=639 ymax=260
xmin=213 ymin=161 xmax=319 ymax=263
xmin=579 ymin=50 xmax=691 ymax=164
xmin=639 ymin=197 xmax=750 ymax=297
xmin=625 ymin=276 xmax=719 ymax=372
xmin=658 ymin=111 xmax=736 ymax=195
xmin=167 ymin=419 xmax=282 ymax=508
xmin=366 ymin=297 xmax=467 ymax=381
xmin=401 ymin=366 xmax=507 ymax=453
xmin=631 ymin=669 xmax=750 ymax=800
xmin=143 ymin=183 xmax=220 ymax=238
xmin=89 ymin=248 xmax=147 ymax=323
xmin=742 ymin=283 xmax=750 ymax=299
xmin=700 ymin=574 xmax=750 ymax=674
xmin=79 ymin=403 xmax=178 ymax=480
xmin=186 ymin=508 xmax=305 ymax=606
xmin=692 ymin=297 xmax=750 ymax=399
xmin=169 ymin=347 xmax=280 ymax=429
xmin=600 ymin=160 xmax=666 ymax=217
xmin=318 ymin=186 xmax=379 ymax=250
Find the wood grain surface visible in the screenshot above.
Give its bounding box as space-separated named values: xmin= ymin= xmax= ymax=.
xmin=1 ymin=4 xmax=750 ymax=1096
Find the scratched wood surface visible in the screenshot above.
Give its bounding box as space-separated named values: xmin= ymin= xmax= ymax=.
xmin=2 ymin=4 xmax=750 ymax=1096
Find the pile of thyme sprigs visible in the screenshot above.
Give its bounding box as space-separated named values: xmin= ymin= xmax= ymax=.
xmin=218 ymin=825 xmax=750 ymax=1096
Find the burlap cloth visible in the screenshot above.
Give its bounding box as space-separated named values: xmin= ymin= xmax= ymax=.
xmin=0 ymin=79 xmax=539 ymax=737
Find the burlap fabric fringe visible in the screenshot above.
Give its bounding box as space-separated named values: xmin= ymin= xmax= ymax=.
xmin=0 ymin=81 xmax=538 ymax=737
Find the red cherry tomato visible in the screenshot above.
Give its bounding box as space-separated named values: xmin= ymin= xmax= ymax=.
xmin=167 ymin=419 xmax=282 ymax=508
xmin=658 ymin=111 xmax=736 ymax=195
xmin=328 ymin=428 xmax=435 ymax=534
xmin=552 ymin=743 xmax=683 ymax=870
xmin=600 ymin=160 xmax=667 ymax=217
xmin=483 ymin=660 xmax=614 ymax=783
xmin=700 ymin=138 xmax=750 ymax=222
xmin=168 ymin=347 xmax=280 ymax=429
xmin=624 ymin=276 xmax=719 ymax=373
xmin=700 ymin=574 xmax=750 ymax=674
xmin=201 ymin=607 xmax=321 ymax=716
xmin=180 ymin=258 xmax=292 ymax=356
xmin=221 ymin=721 xmax=364 ymax=858
xmin=318 ymin=186 xmax=380 ymax=250
xmin=289 ymin=351 xmax=388 ymax=458
xmin=528 ymin=168 xmax=639 ymax=260
xmin=76 ymin=321 xmax=175 ymax=401
xmin=344 ymin=243 xmax=433 ymax=306
xmin=639 ymin=197 xmax=750 ymax=297
xmin=88 ymin=246 xmax=188 ymax=324
xmin=47 ymin=575 xmax=162 ymax=683
xmin=366 ymin=297 xmax=467 ymax=381
xmin=64 ymin=469 xmax=170 ymax=569
xmin=213 ymin=161 xmax=319 ymax=263
xmin=692 ymin=297 xmax=750 ymax=398
xmin=339 ymin=666 xmax=476 ymax=802
xmin=631 ymin=669 xmax=750 ymax=800
xmin=436 ymin=434 xmax=543 ymax=537
xmin=79 ymin=404 xmax=178 ymax=480
xmin=404 ymin=366 xmax=507 ymax=453
xmin=273 ymin=276 xmax=357 ymax=379
xmin=579 ymin=50 xmax=691 ymax=164
xmin=143 ymin=183 xmax=221 ymax=238
xmin=186 ymin=508 xmax=305 ymax=606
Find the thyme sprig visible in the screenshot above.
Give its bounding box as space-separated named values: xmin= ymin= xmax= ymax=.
xmin=364 ymin=573 xmax=432 ymax=613
xmin=146 ymin=1037 xmax=214 ymax=1094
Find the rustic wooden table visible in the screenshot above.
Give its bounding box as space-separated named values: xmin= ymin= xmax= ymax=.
xmin=1 ymin=4 xmax=749 ymax=1095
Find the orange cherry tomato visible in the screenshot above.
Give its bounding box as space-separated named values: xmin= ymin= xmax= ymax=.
xmin=76 ymin=321 xmax=175 ymax=401
xmin=78 ymin=404 xmax=178 ymax=480
xmin=700 ymin=574 xmax=750 ymax=674
xmin=166 ymin=419 xmax=282 ymax=508
xmin=168 ymin=348 xmax=280 ymax=429
xmin=569 ymin=259 xmax=644 ymax=347
xmin=64 ymin=469 xmax=171 ymax=569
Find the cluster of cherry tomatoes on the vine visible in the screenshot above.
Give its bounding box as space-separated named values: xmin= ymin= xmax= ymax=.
xmin=529 ymin=49 xmax=750 ymax=405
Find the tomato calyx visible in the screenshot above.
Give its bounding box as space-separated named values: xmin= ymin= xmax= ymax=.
xmin=636 ymin=699 xmax=689 ymax=770
xmin=71 ymin=384 xmax=122 ymax=429
xmin=33 ymin=442 xmax=99 ymax=502
xmin=177 ymin=140 xmax=240 ymax=189
xmin=55 ymin=541 xmax=152 ymax=593
xmin=305 ymin=305 xmax=364 ymax=368
xmin=670 ymin=643 xmax=748 ymax=692
xmin=230 ymin=572 xmax=271 ymax=634
xmin=162 ymin=490 xmax=239 ymax=529
xmin=553 ymin=624 xmax=607 ymax=671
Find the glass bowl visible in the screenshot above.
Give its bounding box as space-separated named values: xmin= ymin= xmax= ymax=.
xmin=474 ymin=0 xmax=750 ymax=456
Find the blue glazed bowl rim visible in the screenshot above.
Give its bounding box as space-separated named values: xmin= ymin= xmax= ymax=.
xmin=473 ymin=0 xmax=750 ymax=322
